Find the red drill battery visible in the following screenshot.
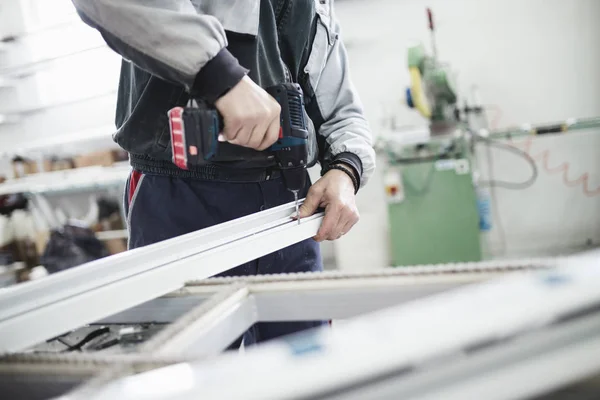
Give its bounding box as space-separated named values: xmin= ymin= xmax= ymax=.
xmin=168 ymin=105 xmax=222 ymax=170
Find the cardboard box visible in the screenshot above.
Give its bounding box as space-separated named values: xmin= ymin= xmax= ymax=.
xmin=74 ymin=149 xmax=127 ymax=169
xmin=40 ymin=159 xmax=53 ymax=173
xmin=74 ymin=150 xmax=116 ymax=168
xmin=12 ymin=158 xmax=38 ymax=178
xmin=13 ymin=239 xmax=39 ymax=269
xmin=104 ymin=238 xmax=127 ymax=255
xmin=34 ymin=230 xmax=50 ymax=256
xmin=51 ymin=158 xmax=74 ymax=171
xmin=102 ymin=213 xmax=124 ymax=231
xmin=12 ymin=158 xmax=53 ymax=178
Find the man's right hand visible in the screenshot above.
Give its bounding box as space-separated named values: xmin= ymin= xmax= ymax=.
xmin=215 ymin=76 xmax=281 ymax=151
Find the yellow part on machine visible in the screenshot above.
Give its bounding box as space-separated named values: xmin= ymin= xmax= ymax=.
xmin=409 ymin=66 xmax=432 ymax=118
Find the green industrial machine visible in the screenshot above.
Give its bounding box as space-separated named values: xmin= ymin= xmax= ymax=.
xmin=385 ymin=8 xmax=483 ymax=266
xmin=384 ymin=113 xmax=600 ymax=267
xmin=406 ymin=8 xmax=458 ymax=130
xmin=384 ymin=9 xmax=600 ymax=267
xmin=384 ymin=137 xmax=483 ymax=266
xmin=406 ymin=42 xmax=457 ymax=126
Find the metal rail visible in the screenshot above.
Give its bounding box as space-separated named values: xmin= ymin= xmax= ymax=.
xmin=488 ymin=116 xmax=600 ymax=139
xmin=0 ymin=200 xmax=323 ymax=353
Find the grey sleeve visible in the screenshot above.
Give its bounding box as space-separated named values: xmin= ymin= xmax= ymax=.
xmin=314 ymin=13 xmax=376 ymax=188
xmin=72 ymin=0 xmax=247 ymax=101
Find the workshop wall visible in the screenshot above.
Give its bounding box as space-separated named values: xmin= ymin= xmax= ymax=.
xmin=0 ymin=0 xmax=119 ymax=163
xmin=334 ymin=0 xmax=600 ymax=268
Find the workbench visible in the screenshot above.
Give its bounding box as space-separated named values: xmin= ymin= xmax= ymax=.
xmin=0 ymin=201 xmax=597 ymax=399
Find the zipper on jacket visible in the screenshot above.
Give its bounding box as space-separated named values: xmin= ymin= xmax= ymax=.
xmin=276 ymin=0 xmax=292 ymax=31
xmin=275 ymin=0 xmax=294 ymax=83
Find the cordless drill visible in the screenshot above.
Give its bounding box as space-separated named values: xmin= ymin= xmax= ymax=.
xmin=168 ymin=83 xmax=309 ymax=222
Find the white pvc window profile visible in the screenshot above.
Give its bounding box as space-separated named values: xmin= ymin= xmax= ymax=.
xmin=0 ymin=200 xmax=323 ymax=353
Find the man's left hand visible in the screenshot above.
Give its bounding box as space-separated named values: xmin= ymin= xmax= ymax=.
xmin=297 ymin=168 xmax=359 ymax=242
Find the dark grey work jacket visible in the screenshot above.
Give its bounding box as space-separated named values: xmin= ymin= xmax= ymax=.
xmin=72 ymin=0 xmax=375 ymax=187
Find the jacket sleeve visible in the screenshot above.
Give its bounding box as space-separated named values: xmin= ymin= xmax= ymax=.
xmin=71 ymin=0 xmax=247 ymax=103
xmin=310 ymin=11 xmax=376 ymax=188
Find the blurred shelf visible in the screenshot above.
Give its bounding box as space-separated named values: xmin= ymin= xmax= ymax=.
xmin=21 ymin=17 xmax=80 ymax=37
xmin=0 ymin=77 xmax=16 ymax=88
xmin=0 ymin=90 xmax=116 ymax=116
xmin=0 ymin=44 xmax=106 ymax=79
xmin=0 ymin=163 xmax=130 ymax=196
xmin=0 ymin=125 xmax=115 ymax=157
xmin=0 ymin=114 xmax=20 ymax=125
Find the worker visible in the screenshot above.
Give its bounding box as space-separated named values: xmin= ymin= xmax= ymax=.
xmin=71 ymin=0 xmax=375 ymax=344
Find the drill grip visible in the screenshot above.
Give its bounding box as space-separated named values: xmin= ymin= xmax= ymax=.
xmin=168 ymin=83 xmax=308 ymax=171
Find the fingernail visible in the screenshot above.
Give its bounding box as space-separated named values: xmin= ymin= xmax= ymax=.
xmin=218 ymin=134 xmax=226 ymax=142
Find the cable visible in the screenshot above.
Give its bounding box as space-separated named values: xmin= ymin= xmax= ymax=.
xmin=60 ymin=327 xmax=110 ymax=352
xmin=474 ymin=134 xmax=539 ymax=190
xmin=387 ymin=143 xmax=456 ymax=165
xmin=511 ymin=137 xmax=600 ymax=198
xmin=386 ymin=133 xmax=538 ymax=190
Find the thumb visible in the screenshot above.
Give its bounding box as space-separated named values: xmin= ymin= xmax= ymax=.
xmin=298 ymin=187 xmax=322 ymax=218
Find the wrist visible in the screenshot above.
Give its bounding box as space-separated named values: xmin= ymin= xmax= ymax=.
xmin=330 ymin=152 xmax=362 ymax=190
xmin=331 ymin=162 xmax=355 ymax=178
xmin=325 ymin=163 xmax=359 ymax=194
xmin=192 ymin=48 xmax=248 ymax=104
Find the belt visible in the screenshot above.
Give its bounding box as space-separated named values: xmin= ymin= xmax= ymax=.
xmin=130 ymin=154 xmax=281 ymax=183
